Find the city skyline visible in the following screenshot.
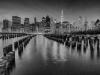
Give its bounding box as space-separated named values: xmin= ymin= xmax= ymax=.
xmin=0 ymin=0 xmax=100 ymax=25
xmin=0 ymin=1 xmax=100 ymax=75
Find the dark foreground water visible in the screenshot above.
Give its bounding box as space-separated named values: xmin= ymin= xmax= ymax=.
xmin=1 ymin=35 xmax=100 ymax=75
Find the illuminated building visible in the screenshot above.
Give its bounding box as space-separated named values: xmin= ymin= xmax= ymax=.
xmin=61 ymin=10 xmax=64 ymax=25
xmin=11 ymin=16 xmax=21 ymax=32
xmin=2 ymin=19 xmax=11 ymax=32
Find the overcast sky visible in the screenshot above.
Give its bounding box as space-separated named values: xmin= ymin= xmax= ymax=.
xmin=0 ymin=0 xmax=100 ymax=24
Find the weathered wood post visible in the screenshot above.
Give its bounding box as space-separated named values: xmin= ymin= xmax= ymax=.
xmin=97 ymin=38 xmax=99 ymax=51
xmin=3 ymin=44 xmax=13 ymax=56
xmin=77 ymin=36 xmax=82 ymax=50
xmin=0 ymin=59 xmax=7 ymax=75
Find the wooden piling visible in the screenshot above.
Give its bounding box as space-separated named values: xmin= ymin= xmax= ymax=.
xmin=3 ymin=44 xmax=13 ymax=56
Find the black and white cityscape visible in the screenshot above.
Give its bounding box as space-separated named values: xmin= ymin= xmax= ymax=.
xmin=0 ymin=0 xmax=100 ymax=75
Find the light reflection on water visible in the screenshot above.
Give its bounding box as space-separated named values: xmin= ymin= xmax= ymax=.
xmin=0 ymin=38 xmax=3 ymax=60
xmin=1 ymin=35 xmax=100 ymax=75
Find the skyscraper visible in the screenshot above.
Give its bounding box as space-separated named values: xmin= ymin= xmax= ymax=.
xmin=24 ymin=18 xmax=30 ymax=32
xmin=44 ymin=15 xmax=51 ymax=33
xmin=24 ymin=18 xmax=30 ymax=26
xmin=42 ymin=17 xmax=46 ymax=23
xmin=91 ymin=20 xmax=95 ymax=29
xmin=12 ymin=16 xmax=21 ymax=26
xmin=12 ymin=16 xmax=21 ymax=32
xmin=79 ymin=16 xmax=82 ymax=30
xmin=60 ymin=10 xmax=64 ymax=34
xmin=46 ymin=15 xmax=50 ymax=23
xmin=34 ymin=17 xmax=37 ymax=24
xmin=2 ymin=19 xmax=11 ymax=32
xmin=61 ymin=10 xmax=64 ymax=24
xmin=84 ymin=17 xmax=88 ymax=31
xmin=3 ymin=19 xmax=9 ymax=29
xmin=79 ymin=16 xmax=82 ymax=25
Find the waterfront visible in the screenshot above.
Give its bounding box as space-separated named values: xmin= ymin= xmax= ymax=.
xmin=0 ymin=35 xmax=100 ymax=75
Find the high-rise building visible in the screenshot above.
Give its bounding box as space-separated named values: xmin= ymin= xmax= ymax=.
xmin=61 ymin=10 xmax=64 ymax=24
xmin=95 ymin=19 xmax=100 ymax=30
xmin=79 ymin=16 xmax=82 ymax=25
xmin=62 ymin=21 xmax=70 ymax=33
xmin=24 ymin=18 xmax=30 ymax=32
xmin=84 ymin=17 xmax=88 ymax=31
xmin=91 ymin=20 xmax=95 ymax=29
xmin=24 ymin=18 xmax=30 ymax=26
xmin=42 ymin=17 xmax=46 ymax=23
xmin=79 ymin=16 xmax=82 ymax=30
xmin=12 ymin=16 xmax=21 ymax=26
xmin=12 ymin=16 xmax=21 ymax=32
xmin=32 ymin=23 xmax=37 ymax=33
xmin=50 ymin=17 xmax=55 ymax=33
xmin=20 ymin=24 xmax=24 ymax=33
xmin=71 ymin=20 xmax=76 ymax=32
xmin=3 ymin=19 xmax=9 ymax=29
xmin=45 ymin=15 xmax=51 ymax=33
xmin=2 ymin=19 xmax=11 ymax=32
xmin=34 ymin=17 xmax=37 ymax=24
xmin=46 ymin=15 xmax=50 ymax=23
xmin=60 ymin=10 xmax=64 ymax=33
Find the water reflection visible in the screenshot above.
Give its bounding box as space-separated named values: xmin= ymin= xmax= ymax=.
xmin=40 ymin=35 xmax=100 ymax=62
xmin=59 ymin=44 xmax=67 ymax=62
xmin=1 ymin=35 xmax=100 ymax=75
xmin=64 ymin=36 xmax=100 ymax=61
xmin=97 ymin=50 xmax=100 ymax=58
xmin=40 ymin=36 xmax=68 ymax=63
xmin=18 ymin=50 xmax=23 ymax=59
xmin=11 ymin=35 xmax=100 ymax=75
xmin=52 ymin=42 xmax=58 ymax=61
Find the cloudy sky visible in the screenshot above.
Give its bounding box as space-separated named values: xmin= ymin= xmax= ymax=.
xmin=0 ymin=0 xmax=100 ymax=25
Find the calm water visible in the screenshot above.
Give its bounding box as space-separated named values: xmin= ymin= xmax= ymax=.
xmin=1 ymin=35 xmax=100 ymax=75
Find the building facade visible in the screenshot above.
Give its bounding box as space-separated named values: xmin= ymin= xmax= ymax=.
xmin=11 ymin=16 xmax=21 ymax=32
xmin=44 ymin=15 xmax=51 ymax=33
xmin=2 ymin=19 xmax=11 ymax=32
xmin=24 ymin=18 xmax=30 ymax=32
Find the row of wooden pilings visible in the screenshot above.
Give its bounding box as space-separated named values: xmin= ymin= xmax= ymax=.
xmin=0 ymin=44 xmax=15 ymax=75
xmin=0 ymin=34 xmax=36 ymax=75
xmin=44 ymin=34 xmax=67 ymax=44
xmin=44 ymin=34 xmax=100 ymax=52
xmin=0 ymin=33 xmax=27 ymax=40
xmin=15 ymin=35 xmax=36 ymax=51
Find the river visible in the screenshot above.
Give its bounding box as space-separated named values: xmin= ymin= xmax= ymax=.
xmin=0 ymin=35 xmax=100 ymax=75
